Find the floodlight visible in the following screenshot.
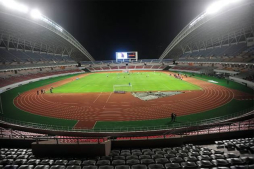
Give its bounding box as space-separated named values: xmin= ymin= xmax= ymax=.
xmin=206 ymin=1 xmax=223 ymax=14
xmin=1 ymin=0 xmax=29 ymax=13
xmin=30 ymin=9 xmax=42 ymax=19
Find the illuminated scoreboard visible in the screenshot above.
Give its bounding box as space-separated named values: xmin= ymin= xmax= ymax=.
xmin=116 ymin=51 xmax=138 ymax=61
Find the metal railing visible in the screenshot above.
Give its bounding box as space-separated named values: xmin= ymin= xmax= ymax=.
xmin=0 ymin=107 xmax=253 ymax=133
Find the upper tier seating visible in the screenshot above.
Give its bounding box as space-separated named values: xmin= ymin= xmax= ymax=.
xmin=0 ymin=48 xmax=76 ymax=70
xmin=0 ymin=69 xmax=81 ymax=88
xmin=178 ymin=44 xmax=254 ymax=63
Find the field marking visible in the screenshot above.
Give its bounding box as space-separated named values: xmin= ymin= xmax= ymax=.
xmin=93 ymin=92 xmax=102 ymax=103
xmin=73 ymin=120 xmax=80 ymax=129
xmin=106 ymin=92 xmax=113 ymax=103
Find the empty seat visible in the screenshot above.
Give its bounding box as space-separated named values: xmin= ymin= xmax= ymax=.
xmin=152 ymin=155 xmax=163 ymax=159
xmin=112 ymin=150 xmax=120 ymax=154
xmin=226 ymin=154 xmax=239 ymax=158
xmin=82 ymin=166 xmax=97 ymax=169
xmin=227 ymin=158 xmax=245 ymax=165
xmin=34 ymin=165 xmax=50 ymax=169
xmin=13 ymin=159 xmax=27 ymax=165
xmin=96 ymin=160 xmax=110 ymax=166
xmin=201 ymin=151 xmax=212 ymax=156
xmin=68 ymin=160 xmax=81 ymax=166
xmin=0 ymin=155 xmax=6 ymax=160
xmin=115 ymin=165 xmax=130 ymax=169
xmin=141 ymin=150 xmax=151 ymax=153
xmin=164 ymin=154 xmax=175 ymax=159
xmin=165 ymin=163 xmax=181 ymax=169
xmin=155 ymin=158 xmax=168 ymax=164
xmin=66 ymin=166 xmax=81 ymax=169
xmin=40 ymin=160 xmax=54 ymax=165
xmin=27 ymin=159 xmax=40 ymax=165
xmin=98 ymin=166 xmax=114 ymax=169
xmin=131 ymin=164 xmax=147 ymax=169
xmin=121 ymin=153 xmax=131 ymax=156
xmin=197 ymin=160 xmax=214 ymax=168
xmin=198 ymin=155 xmax=211 ymax=161
xmin=99 ymin=157 xmax=111 ymax=161
xmin=188 ymin=152 xmax=199 ymax=157
xmin=139 ymin=156 xmax=151 ymax=160
xmin=3 ymin=165 xmax=19 ymax=169
xmin=126 ymin=156 xmax=138 ymax=160
xmin=211 ymin=154 xmax=226 ymax=159
xmin=0 ymin=159 xmax=14 ymax=165
xmin=167 ymin=151 xmax=177 ymax=155
xmin=6 ymin=156 xmax=17 ymax=159
xmin=16 ymin=155 xmax=28 ymax=159
xmin=148 ymin=164 xmax=164 ymax=169
xmin=121 ymin=150 xmax=131 ymax=153
xmin=230 ymin=165 xmax=250 ymax=169
xmin=162 ymin=148 xmax=171 ymax=152
xmin=155 ymin=151 xmax=166 ymax=155
xmin=54 ymin=160 xmax=68 ymax=165
xmin=212 ymin=150 xmax=224 ymax=154
xmin=132 ymin=153 xmax=142 ymax=156
xmin=50 ymin=165 xmax=65 ymax=169
xmin=241 ymin=157 xmax=254 ymax=165
xmin=152 ymin=149 xmax=161 ymax=152
xmin=18 ymin=165 xmax=34 ymax=169
xmin=126 ymin=160 xmax=140 ymax=166
xmin=181 ymin=161 xmax=197 ymax=168
xmin=131 ymin=150 xmax=141 ymax=153
xmin=184 ymin=156 xmax=198 ymax=162
xmin=169 ymin=157 xmax=184 ymax=163
xmin=176 ymin=153 xmax=188 ymax=158
xmin=112 ymin=160 xmax=125 ymax=166
xmin=143 ymin=152 xmax=154 ymax=156
xmin=140 ymin=159 xmax=154 ymax=165
xmin=82 ymin=161 xmax=96 ymax=166
xmin=113 ymin=156 xmax=125 ymax=160
xmin=212 ymin=159 xmax=230 ymax=167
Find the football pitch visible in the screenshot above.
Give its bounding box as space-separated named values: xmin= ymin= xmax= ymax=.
xmin=52 ymin=72 xmax=201 ymax=93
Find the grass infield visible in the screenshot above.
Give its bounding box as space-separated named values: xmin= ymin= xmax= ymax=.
xmin=52 ymin=72 xmax=201 ymax=93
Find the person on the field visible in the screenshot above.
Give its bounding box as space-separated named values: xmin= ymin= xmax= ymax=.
xmin=41 ymin=89 xmax=43 ymax=94
xmin=173 ymin=113 xmax=177 ymax=122
xmin=37 ymin=90 xmax=39 ymax=95
xmin=50 ymin=88 xmax=53 ymax=93
xmin=171 ymin=113 xmax=174 ymax=122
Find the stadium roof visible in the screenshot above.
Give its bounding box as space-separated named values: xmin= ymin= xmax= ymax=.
xmin=0 ymin=2 xmax=95 ymax=62
xmin=159 ymin=0 xmax=254 ymax=60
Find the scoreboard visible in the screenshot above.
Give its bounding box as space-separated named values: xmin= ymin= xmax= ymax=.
xmin=116 ymin=51 xmax=138 ymax=61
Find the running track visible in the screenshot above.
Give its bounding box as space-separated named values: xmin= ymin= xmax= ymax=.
xmin=14 ymin=71 xmax=254 ymax=129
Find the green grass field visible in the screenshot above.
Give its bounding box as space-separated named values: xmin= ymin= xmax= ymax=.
xmin=53 ymin=72 xmax=201 ymax=93
xmin=0 ymin=71 xmax=253 ymax=131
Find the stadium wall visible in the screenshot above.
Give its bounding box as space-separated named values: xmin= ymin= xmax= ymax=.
xmin=229 ymin=76 xmax=254 ymax=89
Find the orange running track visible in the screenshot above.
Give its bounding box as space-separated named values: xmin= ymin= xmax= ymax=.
xmin=14 ymin=71 xmax=254 ymax=129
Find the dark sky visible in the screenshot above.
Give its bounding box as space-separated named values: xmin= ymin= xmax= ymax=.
xmin=19 ymin=0 xmax=217 ymax=61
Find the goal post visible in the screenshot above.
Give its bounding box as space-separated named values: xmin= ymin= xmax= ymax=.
xmin=122 ymin=69 xmax=131 ymax=73
xmin=113 ymin=85 xmax=132 ymax=93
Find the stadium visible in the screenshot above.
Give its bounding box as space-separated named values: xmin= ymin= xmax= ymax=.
xmin=0 ymin=0 xmax=254 ymax=167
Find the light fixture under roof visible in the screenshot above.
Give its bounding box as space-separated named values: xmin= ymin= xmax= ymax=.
xmin=30 ymin=9 xmax=42 ymax=19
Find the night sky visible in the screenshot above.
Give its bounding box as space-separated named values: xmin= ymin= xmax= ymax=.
xmin=20 ymin=0 xmax=217 ymax=61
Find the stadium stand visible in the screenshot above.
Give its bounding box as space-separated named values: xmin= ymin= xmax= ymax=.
xmin=0 ymin=135 xmax=254 ymax=168
xmin=0 ymin=68 xmax=81 ymax=88
xmin=0 ymin=0 xmax=254 ymax=160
